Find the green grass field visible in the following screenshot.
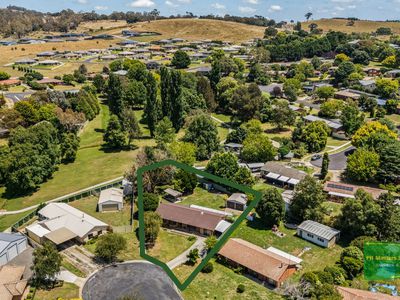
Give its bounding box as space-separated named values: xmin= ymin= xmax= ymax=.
xmin=34 ymin=283 xmax=79 ymax=300
xmin=0 ymin=103 xmax=154 ymax=214
xmin=85 ymin=229 xmax=195 ymax=263
xmin=0 ymin=209 xmax=35 ymax=231
xmin=180 ymin=187 xmax=227 ymax=210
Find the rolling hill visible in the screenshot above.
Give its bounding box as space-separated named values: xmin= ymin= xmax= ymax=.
xmin=84 ymin=19 xmax=266 ymax=43
xmin=302 ymin=18 xmax=400 ymax=34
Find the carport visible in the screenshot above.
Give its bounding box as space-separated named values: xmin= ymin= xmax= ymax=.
xmin=44 ymin=228 xmax=77 ymax=246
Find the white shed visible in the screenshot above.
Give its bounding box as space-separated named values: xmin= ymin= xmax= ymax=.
xmin=0 ymin=233 xmax=27 ymax=266
xmin=98 ymin=188 xmax=124 ymax=212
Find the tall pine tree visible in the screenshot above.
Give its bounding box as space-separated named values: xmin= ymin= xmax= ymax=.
xmin=144 ymin=72 xmax=161 ymax=136
xmin=107 ymin=73 xmax=124 ymax=117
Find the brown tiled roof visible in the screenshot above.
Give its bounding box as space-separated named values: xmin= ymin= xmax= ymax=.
xmin=0 ymin=79 xmax=21 ymax=86
xmin=324 ymin=181 xmax=387 ymax=200
xmin=156 ymin=203 xmax=224 ymax=231
xmin=337 ymin=286 xmax=399 ymax=300
xmin=218 ymin=238 xmax=295 ymax=282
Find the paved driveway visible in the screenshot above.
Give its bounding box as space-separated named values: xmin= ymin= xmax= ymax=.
xmin=82 ymin=262 xmax=182 ymax=300
xmin=311 ymin=147 xmax=355 ymax=171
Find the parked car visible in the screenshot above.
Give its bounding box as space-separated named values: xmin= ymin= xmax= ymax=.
xmin=311 ymin=154 xmax=322 ymax=161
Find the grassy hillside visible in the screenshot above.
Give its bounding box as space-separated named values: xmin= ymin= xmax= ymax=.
xmin=302 ymin=18 xmax=400 ymax=34
xmin=101 ymin=19 xmax=265 ymax=43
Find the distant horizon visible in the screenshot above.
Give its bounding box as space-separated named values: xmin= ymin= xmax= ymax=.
xmin=0 ymin=0 xmax=399 ymax=22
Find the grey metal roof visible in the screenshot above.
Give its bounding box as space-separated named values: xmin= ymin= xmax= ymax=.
xmin=0 ymin=233 xmax=26 ymax=254
xmin=298 ymin=220 xmax=340 ymax=240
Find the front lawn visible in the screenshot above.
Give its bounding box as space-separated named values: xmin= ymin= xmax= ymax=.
xmin=85 ymin=228 xmax=195 ymax=263
xmin=149 ymin=230 xmax=195 ymax=263
xmin=180 ymin=187 xmax=227 ymax=210
xmin=175 ymin=259 xmax=284 ymax=300
xmin=69 ymin=196 xmax=131 ymax=227
xmin=34 ymin=283 xmax=79 ymax=300
xmin=61 ymin=260 xmax=87 ymax=277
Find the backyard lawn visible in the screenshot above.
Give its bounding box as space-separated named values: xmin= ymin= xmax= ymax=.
xmin=180 ymin=187 xmax=227 ymax=210
xmin=231 ymin=219 xmax=343 ymax=280
xmin=0 ymin=104 xmax=154 ymax=213
xmin=34 ymin=283 xmax=79 ymax=300
xmin=175 ymin=259 xmax=284 ymax=300
xmin=0 ymin=209 xmax=35 ymax=231
xmin=69 ymin=196 xmax=131 ymax=227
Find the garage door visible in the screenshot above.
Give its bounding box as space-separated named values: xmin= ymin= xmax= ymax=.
xmin=17 ymin=240 xmax=27 ymax=253
xmin=0 ymin=253 xmax=7 ymax=266
xmin=102 ymin=204 xmax=118 ymax=211
xmin=7 ymin=244 xmax=18 ymax=261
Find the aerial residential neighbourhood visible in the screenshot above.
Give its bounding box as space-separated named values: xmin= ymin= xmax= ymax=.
xmin=0 ymin=2 xmax=400 ymax=300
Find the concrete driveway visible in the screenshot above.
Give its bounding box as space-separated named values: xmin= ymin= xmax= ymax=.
xmin=82 ymin=262 xmax=182 ymax=300
xmin=311 ymin=146 xmax=356 ymax=171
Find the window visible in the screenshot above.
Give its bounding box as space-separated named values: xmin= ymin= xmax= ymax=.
xmin=307 ymin=233 xmax=314 ymax=238
xmin=317 ymin=237 xmax=325 ymax=243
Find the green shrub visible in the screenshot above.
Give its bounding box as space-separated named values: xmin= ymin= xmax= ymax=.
xmin=237 ymin=284 xmax=245 ymax=293
xmin=201 ymin=262 xmax=214 ymax=273
xmin=187 ymin=236 xmax=196 ymax=242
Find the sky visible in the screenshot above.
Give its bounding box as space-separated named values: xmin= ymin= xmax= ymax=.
xmin=1 ymin=0 xmax=400 ymax=21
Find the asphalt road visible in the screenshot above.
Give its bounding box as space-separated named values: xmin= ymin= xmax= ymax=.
xmin=311 ymin=146 xmax=355 ymax=171
xmin=82 ymin=262 xmax=183 ymax=300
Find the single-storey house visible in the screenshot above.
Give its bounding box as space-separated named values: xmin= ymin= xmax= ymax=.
xmin=188 ymin=66 xmax=212 ymax=76
xmin=224 ymin=143 xmax=243 ymax=155
xmin=37 ymin=51 xmax=56 ymax=57
xmin=0 ymin=79 xmax=21 ymax=87
xmin=37 ymin=60 xmax=61 ymax=66
xmin=190 ymin=53 xmax=208 ymax=60
xmin=0 ymin=233 xmax=27 ymax=267
xmin=334 ymin=89 xmax=361 ymax=101
xmin=245 ymin=162 xmax=265 ymax=173
xmin=26 ymin=203 xmax=108 ymax=246
xmin=156 ymin=203 xmax=231 ymax=236
xmin=14 ymin=58 xmax=37 ymax=65
xmin=101 ymin=54 xmax=118 ymax=60
xmin=98 ymin=188 xmax=124 ymax=212
xmin=363 ymin=67 xmax=381 ymax=77
xmin=226 ymin=193 xmax=247 ymax=211
xmin=163 ymin=188 xmax=183 ymax=202
xmin=218 ymin=238 xmax=302 ymax=287
xmin=385 ymin=69 xmax=400 ymax=79
xmin=37 ymin=78 xmax=63 ymax=85
xmin=303 ymin=115 xmax=343 ymax=133
xmin=297 ymin=220 xmax=340 ymax=248
xmin=0 ymin=265 xmax=28 ymax=300
xmin=359 ymin=79 xmax=376 ymax=92
xmin=336 ymin=286 xmax=399 ymax=300
xmin=323 ymin=181 xmax=387 ymax=202
xmin=261 ymin=162 xmax=307 ymax=189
